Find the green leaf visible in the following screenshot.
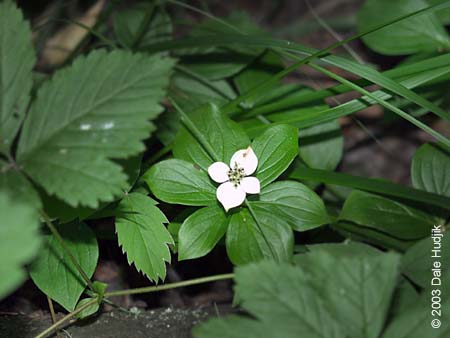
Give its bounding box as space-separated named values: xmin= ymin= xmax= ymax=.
xmin=0 ymin=0 xmax=35 ymax=154
xmin=0 ymin=193 xmax=41 ymax=300
xmin=17 ymin=50 xmax=174 ymax=208
xmin=357 ymin=0 xmax=450 ymax=55
xmin=144 ymin=159 xmax=216 ymax=206
xmin=429 ymin=0 xmax=450 ymax=24
xmin=0 ymin=160 xmax=41 ymax=209
xmin=30 ymin=221 xmax=98 ymax=311
xmin=249 ymin=181 xmax=329 ymax=231
xmin=178 ymin=205 xmax=228 ymax=260
xmin=296 ymin=243 xmax=401 ymax=338
xmin=116 ymin=193 xmax=173 ymax=282
xmin=225 ymin=208 xmax=293 ymax=265
xmin=298 ymin=120 xmax=343 ymax=171
xmin=401 ymin=232 xmax=450 ymax=288
xmin=412 ymin=143 xmax=450 ymax=197
xmin=113 ymin=2 xmax=172 ymax=49
xmin=173 ymin=104 xmax=250 ymax=171
xmin=75 ymin=298 xmax=99 ymax=319
xmin=339 ymin=190 xmax=437 ymax=240
xmin=252 ymin=124 xmax=298 ymax=187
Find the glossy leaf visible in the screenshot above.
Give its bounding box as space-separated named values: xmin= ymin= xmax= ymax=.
xmin=0 ymin=0 xmax=35 ymax=154
xmin=357 ymin=0 xmax=450 ymax=55
xmin=249 ymin=181 xmax=329 ymax=232
xmin=226 ymin=208 xmax=293 ymax=265
xmin=144 ymin=159 xmax=216 ymax=206
xmin=178 ymin=205 xmax=228 ymax=260
xmin=298 ymin=120 xmax=343 ymax=171
xmin=30 ymin=222 xmax=98 ymax=311
xmin=17 ymin=50 xmax=174 ymax=208
xmin=252 ymin=124 xmax=298 ymax=187
xmin=411 ymin=143 xmax=450 ymax=197
xmin=116 ymin=193 xmax=173 ymax=282
xmin=0 ymin=193 xmax=41 ymax=300
xmin=339 ymin=190 xmax=437 ymax=240
xmin=173 ymin=105 xmax=250 ymax=171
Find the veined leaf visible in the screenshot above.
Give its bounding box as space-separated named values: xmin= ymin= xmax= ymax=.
xmin=17 ymin=50 xmax=174 ymax=208
xmin=0 ymin=0 xmax=35 ymax=154
xmin=116 ymin=193 xmax=173 ymax=282
xmin=0 ymin=193 xmax=41 ymax=300
xmin=357 ymin=0 xmax=450 ymax=55
xmin=339 ymin=190 xmax=437 ymax=240
xmin=173 ymin=104 xmax=250 ymax=171
xmin=412 ymin=143 xmax=450 ymax=197
xmin=249 ymin=181 xmax=329 ymax=232
xmin=252 ymin=124 xmax=298 ymax=187
xmin=144 ymin=159 xmax=216 ymax=206
xmin=30 ymin=221 xmax=98 ymax=311
xmin=178 ymin=205 xmax=228 ymax=260
xmin=226 ymin=208 xmax=293 ymax=265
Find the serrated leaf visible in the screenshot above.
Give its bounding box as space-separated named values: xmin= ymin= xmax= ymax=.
xmin=173 ymin=104 xmax=250 ymax=171
xmin=178 ymin=205 xmax=228 ymax=260
xmin=17 ymin=50 xmax=174 ymax=208
xmin=249 ymin=181 xmax=329 ymax=231
xmin=298 ymin=119 xmax=343 ymax=171
xmin=357 ymin=0 xmax=450 ymax=55
xmin=0 ymin=0 xmax=35 ymax=154
xmin=144 ymin=159 xmax=216 ymax=206
xmin=411 ymin=143 xmax=450 ymax=197
xmin=30 ymin=221 xmax=98 ymax=311
xmin=116 ymin=193 xmax=173 ymax=282
xmin=225 ymin=208 xmax=293 ymax=265
xmin=252 ymin=124 xmax=298 ymax=187
xmin=0 ymin=193 xmax=41 ymax=300
xmin=339 ymin=190 xmax=437 ymax=240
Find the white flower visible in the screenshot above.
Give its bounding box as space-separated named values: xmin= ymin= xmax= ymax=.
xmin=208 ymin=147 xmax=260 ymax=211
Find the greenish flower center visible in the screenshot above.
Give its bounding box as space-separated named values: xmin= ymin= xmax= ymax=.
xmin=228 ymin=163 xmax=245 ymax=187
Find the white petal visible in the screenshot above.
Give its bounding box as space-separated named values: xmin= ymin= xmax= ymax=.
xmin=229 ymin=146 xmax=258 ymax=175
xmin=208 ymin=162 xmax=230 ymax=183
xmin=241 ymin=177 xmax=260 ymax=194
xmin=216 ymin=182 xmax=246 ymax=212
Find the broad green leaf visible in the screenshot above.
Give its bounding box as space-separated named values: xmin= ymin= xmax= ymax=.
xmin=195 ymin=261 xmax=344 ymax=338
xmin=0 ymin=193 xmax=41 ymax=300
xmin=17 ymin=50 xmax=174 ymax=208
xmin=0 ymin=0 xmax=35 ymax=154
xmin=401 ymin=232 xmax=450 ymax=288
xmin=113 ymin=2 xmax=172 ymax=49
xmin=0 ymin=160 xmax=41 ymax=209
xmin=298 ymin=120 xmax=343 ymax=171
xmin=249 ymin=181 xmax=329 ymax=231
xmin=252 ymin=124 xmax=298 ymax=187
xmin=30 ymin=221 xmax=98 ymax=311
xmin=357 ymin=0 xmax=450 ymax=55
xmin=339 ymin=190 xmax=437 ymax=240
xmin=178 ymin=205 xmax=228 ymax=260
xmin=173 ymin=105 xmax=250 ymax=171
xmin=295 ymin=244 xmax=400 ymax=338
xmin=429 ymin=0 xmax=450 ymax=24
xmin=234 ymin=50 xmax=284 ymax=108
xmin=144 ymin=159 xmax=216 ymax=206
xmin=412 ymin=143 xmax=450 ymax=197
xmin=382 ymin=289 xmax=450 ymax=338
xmin=75 ymin=298 xmax=99 ymax=319
xmin=116 ymin=193 xmax=173 ymax=282
xmin=226 ymin=208 xmax=293 ymax=265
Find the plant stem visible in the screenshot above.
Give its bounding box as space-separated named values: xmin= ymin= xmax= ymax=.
xmin=46 ymin=296 xmax=61 ymax=338
xmin=34 ymin=297 xmax=98 ymax=338
xmin=168 ymin=97 xmax=220 ymax=162
xmin=40 ymin=210 xmax=95 ymax=291
xmin=105 ymin=273 xmax=234 ymax=297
